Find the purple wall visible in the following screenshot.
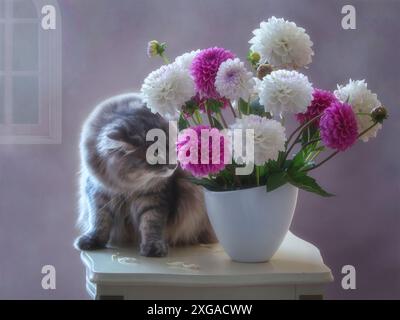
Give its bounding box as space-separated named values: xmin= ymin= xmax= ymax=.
xmin=0 ymin=0 xmax=399 ymax=299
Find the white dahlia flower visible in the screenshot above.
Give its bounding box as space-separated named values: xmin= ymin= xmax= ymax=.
xmin=174 ymin=49 xmax=200 ymax=70
xmin=257 ymin=69 xmax=313 ymax=115
xmin=141 ymin=63 xmax=195 ymax=120
xmin=249 ymin=16 xmax=314 ymax=69
xmin=334 ymin=79 xmax=382 ymax=142
xmin=230 ymin=115 xmax=286 ymax=165
xmin=215 ymin=58 xmax=255 ymax=101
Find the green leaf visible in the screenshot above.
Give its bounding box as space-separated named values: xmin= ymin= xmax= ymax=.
xmin=300 ymin=162 xmax=316 ymax=171
xmin=258 ymin=165 xmax=267 ymax=178
xmin=238 ymin=98 xmax=272 ymax=118
xmin=287 ymin=171 xmax=334 ymax=197
xmin=265 ymin=159 xmax=288 ymax=192
xmin=289 ymin=151 xmax=305 ymax=172
xmin=266 ymin=171 xmax=288 ymax=192
xmin=158 ymin=42 xmax=167 ymax=55
xmin=207 ymin=99 xmax=223 ymax=113
xmin=186 ymin=177 xmax=220 ymax=190
xmin=301 ymin=125 xmax=319 ymax=147
xmin=211 ymin=116 xmax=223 ymax=130
xmin=178 ymin=114 xmax=189 ymax=130
xmin=288 ymin=151 xmax=316 ymax=174
xmin=215 ymin=168 xmax=235 ymax=187
xmin=183 ymin=98 xmax=197 ymax=114
xmin=238 ymin=98 xmax=249 ymax=115
xmin=249 ymin=99 xmax=268 ymax=117
xmin=265 ymin=159 xmax=281 ymax=174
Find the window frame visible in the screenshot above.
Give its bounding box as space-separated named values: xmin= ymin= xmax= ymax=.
xmin=0 ymin=0 xmax=61 ymax=144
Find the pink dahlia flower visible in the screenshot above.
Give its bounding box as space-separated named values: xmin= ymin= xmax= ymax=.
xmin=296 ymin=89 xmax=338 ymax=126
xmin=177 ymin=125 xmax=229 ymax=177
xmin=320 ymin=101 xmax=358 ymax=151
xmin=191 ymin=47 xmax=235 ymax=99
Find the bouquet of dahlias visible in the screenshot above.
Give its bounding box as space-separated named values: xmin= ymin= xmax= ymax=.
xmin=141 ymin=17 xmax=388 ymax=196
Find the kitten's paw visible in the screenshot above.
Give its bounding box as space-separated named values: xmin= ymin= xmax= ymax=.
xmin=74 ymin=234 xmax=106 ymax=251
xmin=140 ymin=240 xmax=168 ymax=257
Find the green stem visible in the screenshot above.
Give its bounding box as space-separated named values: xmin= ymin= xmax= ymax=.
xmin=256 ymin=166 xmax=260 ymax=186
xmin=218 ymin=111 xmax=228 ymax=128
xmin=191 ymin=114 xmax=199 ymax=125
xmin=280 ymin=114 xmax=285 ymax=126
xmin=194 ymin=109 xmax=202 ymax=124
xmin=360 ymin=121 xmax=378 ymax=135
xmin=305 ymin=149 xmax=322 ymax=162
xmin=160 ymin=54 xmax=170 ymax=64
xmin=281 ymin=114 xmax=323 ymax=167
xmin=229 ymin=101 xmax=237 ymax=118
xmin=238 ymin=103 xmax=242 ymax=118
xmin=204 ymin=101 xmax=214 ymax=127
xmin=284 ymin=132 xmax=309 ymax=163
xmin=286 ymin=113 xmax=322 ymax=147
xmin=300 ymin=138 xmax=321 ymax=150
xmin=305 ymin=121 xmax=379 ymax=172
xmin=305 ymin=150 xmax=339 ymax=172
xmin=294 ymin=138 xmax=322 ymax=166
xmin=356 ymin=112 xmax=371 ymax=116
xmin=207 ymin=112 xmax=214 ymax=127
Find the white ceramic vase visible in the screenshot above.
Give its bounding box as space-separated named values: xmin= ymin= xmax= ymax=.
xmin=204 ymin=183 xmax=298 ymax=263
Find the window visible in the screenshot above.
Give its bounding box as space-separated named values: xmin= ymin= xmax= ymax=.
xmin=0 ymin=0 xmax=61 ymax=144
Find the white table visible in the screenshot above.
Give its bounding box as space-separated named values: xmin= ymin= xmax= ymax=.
xmin=81 ymin=231 xmax=333 ymax=300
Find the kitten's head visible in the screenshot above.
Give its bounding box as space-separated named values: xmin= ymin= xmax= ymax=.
xmin=97 ymin=108 xmax=177 ymax=191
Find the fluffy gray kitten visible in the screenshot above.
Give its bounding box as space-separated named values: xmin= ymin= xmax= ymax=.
xmin=75 ymin=93 xmax=216 ymax=257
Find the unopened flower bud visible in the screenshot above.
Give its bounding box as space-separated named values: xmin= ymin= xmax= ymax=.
xmin=257 ymin=64 xmax=273 ymax=79
xmin=371 ymin=106 xmax=388 ymax=123
xmin=147 ymin=40 xmax=166 ymax=58
xmin=147 ymin=40 xmax=159 ymax=57
xmin=248 ymin=51 xmax=260 ymax=64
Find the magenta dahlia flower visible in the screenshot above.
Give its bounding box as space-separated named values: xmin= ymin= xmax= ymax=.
xmin=177 ymin=125 xmax=229 ymax=177
xmin=296 ymin=89 xmax=338 ymax=126
xmin=320 ymin=101 xmax=358 ymax=151
xmin=191 ymin=47 xmax=235 ymax=99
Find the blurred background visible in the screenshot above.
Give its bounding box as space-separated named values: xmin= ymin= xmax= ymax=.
xmin=0 ymin=0 xmax=399 ymax=299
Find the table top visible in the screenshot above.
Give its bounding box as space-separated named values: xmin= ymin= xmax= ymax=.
xmin=81 ymin=231 xmax=333 ymax=286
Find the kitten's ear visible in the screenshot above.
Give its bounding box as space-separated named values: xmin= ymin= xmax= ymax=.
xmin=129 ymin=135 xmax=144 ymax=146
xmin=107 ymin=129 xmax=143 ymax=148
xmin=106 ymin=128 xmax=134 ymax=151
xmin=107 ymin=129 xmax=127 ymax=142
